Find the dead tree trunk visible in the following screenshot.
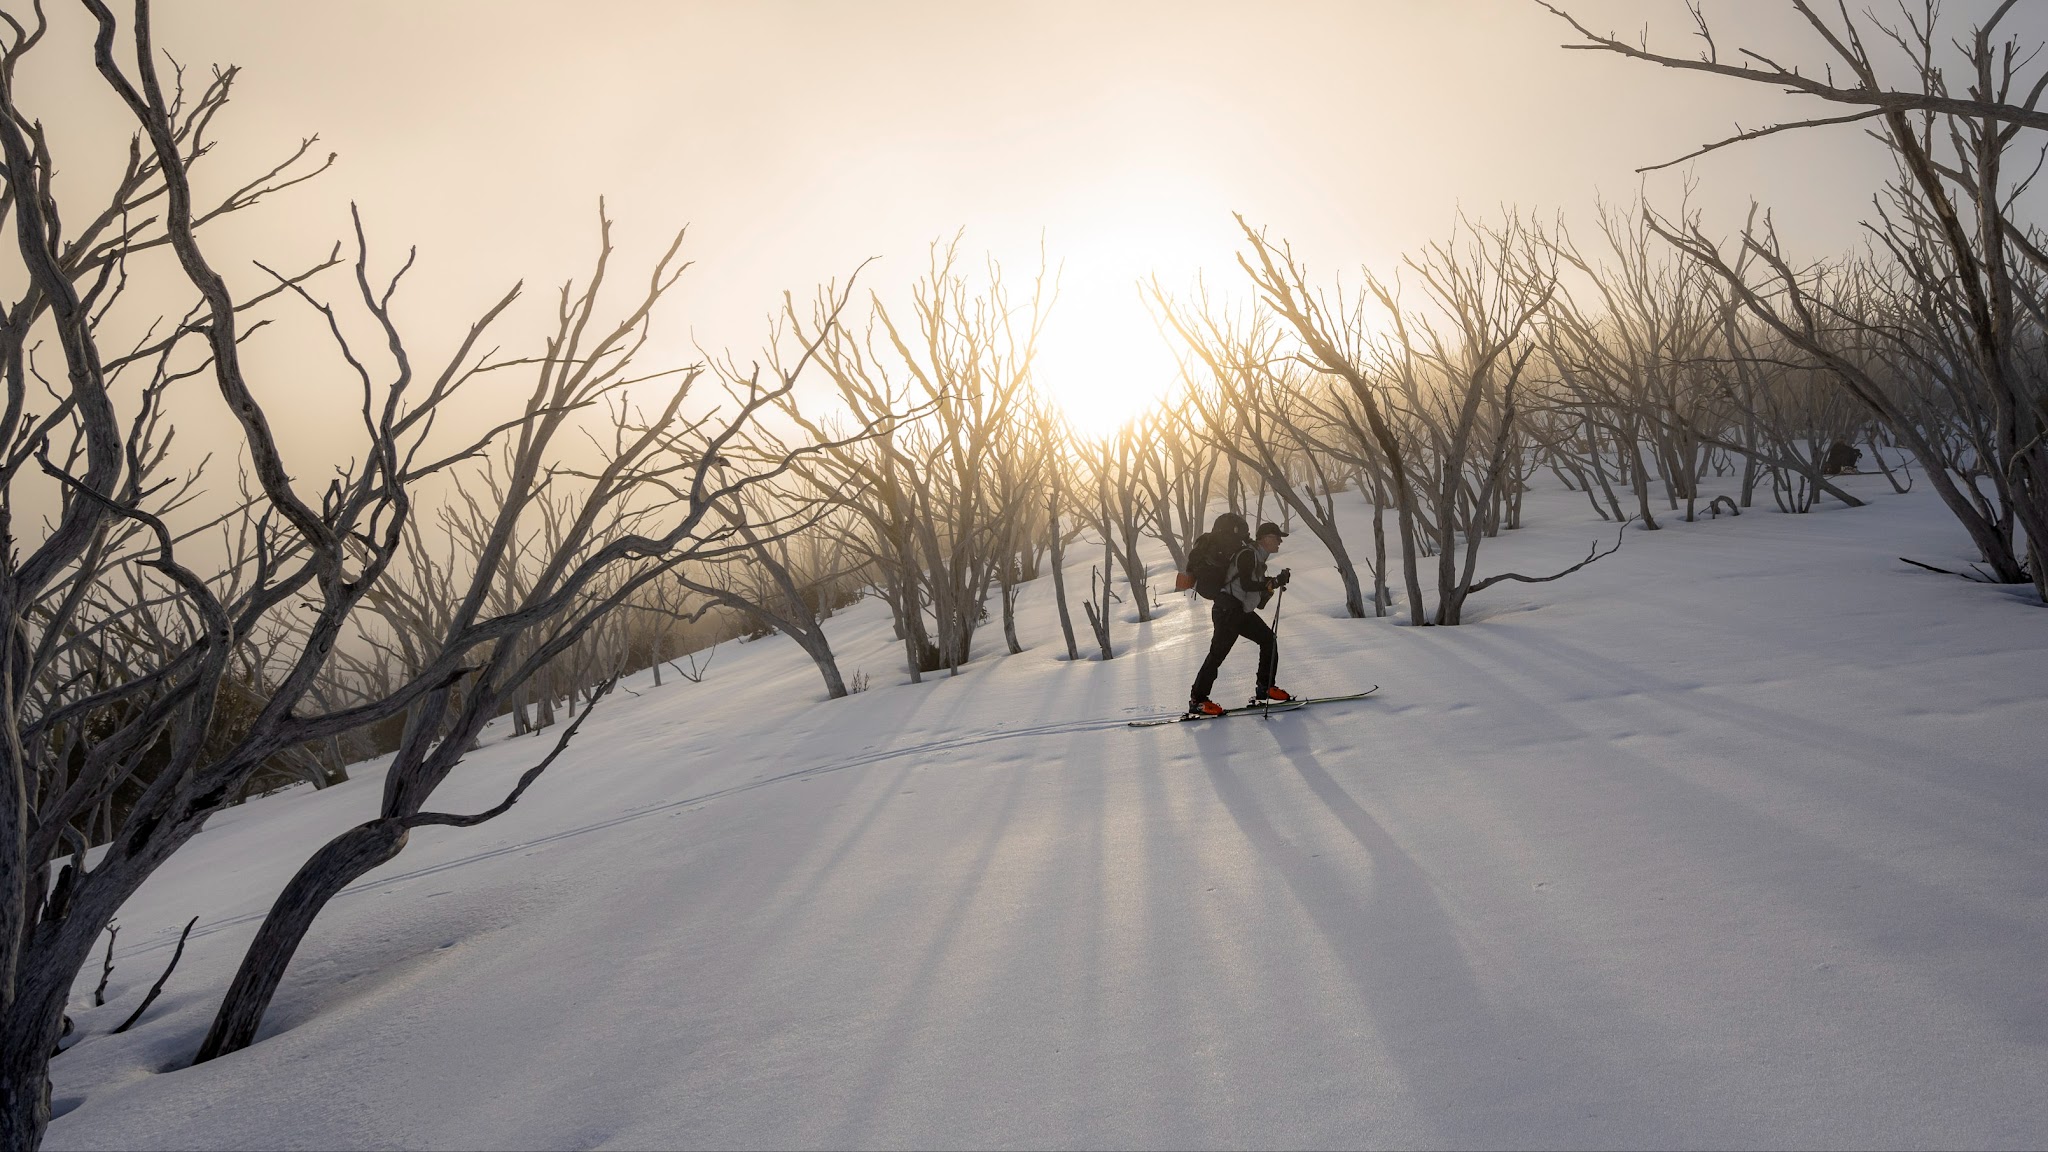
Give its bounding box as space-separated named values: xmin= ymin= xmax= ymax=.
xmin=194 ymin=819 xmax=409 ymax=1061
xmin=1045 ymin=457 xmax=1082 ymax=662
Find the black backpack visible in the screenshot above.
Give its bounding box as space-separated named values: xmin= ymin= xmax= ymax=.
xmin=1183 ymin=531 xmax=1241 ymax=601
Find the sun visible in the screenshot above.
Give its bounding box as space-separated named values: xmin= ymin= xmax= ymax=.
xmin=1034 ymin=273 xmax=1183 ymax=439
xmin=1025 ymin=174 xmax=1227 ymax=440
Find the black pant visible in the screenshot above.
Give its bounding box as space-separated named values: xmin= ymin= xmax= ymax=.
xmin=1191 ymin=596 xmax=1277 ymax=702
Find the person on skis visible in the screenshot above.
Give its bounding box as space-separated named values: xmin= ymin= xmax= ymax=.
xmin=1188 ymin=515 xmax=1292 ymax=717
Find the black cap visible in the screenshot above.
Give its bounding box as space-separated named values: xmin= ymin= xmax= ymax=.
xmin=1256 ymin=521 xmax=1288 ymax=541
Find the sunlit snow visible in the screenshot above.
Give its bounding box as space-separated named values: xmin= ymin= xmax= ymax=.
xmin=47 ymin=468 xmax=2048 ymax=1150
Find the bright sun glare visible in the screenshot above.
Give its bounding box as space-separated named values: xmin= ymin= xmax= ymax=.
xmin=1035 ymin=274 xmax=1182 ymax=439
xmin=1030 ymin=188 xmax=1218 ymax=439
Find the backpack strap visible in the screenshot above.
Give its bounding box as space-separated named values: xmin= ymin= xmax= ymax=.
xmin=1224 ymin=544 xmax=1255 ymax=596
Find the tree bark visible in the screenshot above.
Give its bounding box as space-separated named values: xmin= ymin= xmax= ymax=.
xmin=999 ymin=579 xmax=1023 ymax=655
xmin=0 ymin=965 xmax=70 ymax=1150
xmin=1371 ymin=471 xmax=1390 ymax=617
xmin=194 ymin=817 xmax=410 ymax=1063
xmin=1047 ymin=496 xmax=1080 ymax=662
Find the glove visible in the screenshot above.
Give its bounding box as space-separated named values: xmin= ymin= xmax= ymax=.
xmin=1274 ymin=568 xmax=1292 ymax=590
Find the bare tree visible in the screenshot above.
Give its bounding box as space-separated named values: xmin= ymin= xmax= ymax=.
xmin=1155 ymin=294 xmax=1372 ymax=618
xmin=1031 ymin=399 xmax=1084 ymax=661
xmin=780 ymin=237 xmax=1048 ymax=677
xmin=1545 ymin=0 xmax=2048 ymax=601
xmin=669 ymin=469 xmax=859 ymax=700
xmin=193 ymin=215 xmax=870 ymax=1063
xmin=1073 ymin=420 xmax=1158 ymax=623
xmin=1080 ymin=561 xmax=1119 ymax=660
xmin=1231 ymin=221 xmax=1433 ymax=622
xmin=1538 ymin=203 xmax=1701 ymax=525
xmin=624 ymin=569 xmax=717 ymax=690
xmin=1221 ymin=213 xmax=1599 ymax=624
xmin=983 ymin=383 xmax=1054 ymax=655
xmin=1370 ymin=215 xmax=1559 ymax=623
xmin=0 ymin=6 xmax=397 ymax=1141
xmin=1139 ymin=407 xmax=1219 ymax=572
xmin=771 ymin=290 xmax=936 ymax=680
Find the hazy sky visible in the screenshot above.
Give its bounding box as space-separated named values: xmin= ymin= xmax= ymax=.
xmin=21 ymin=0 xmax=2047 ymax=441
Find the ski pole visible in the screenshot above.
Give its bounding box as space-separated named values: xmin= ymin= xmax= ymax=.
xmin=1261 ymin=585 xmax=1287 ymax=721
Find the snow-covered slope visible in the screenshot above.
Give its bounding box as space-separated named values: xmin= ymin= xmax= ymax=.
xmin=46 ymin=473 xmax=2048 ymax=1150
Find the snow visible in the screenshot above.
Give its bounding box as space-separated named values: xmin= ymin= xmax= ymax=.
xmin=45 ymin=471 xmax=2048 ymax=1150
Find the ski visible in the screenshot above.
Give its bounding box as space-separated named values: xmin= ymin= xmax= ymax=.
xmin=1128 ymin=700 xmax=1305 ymax=727
xmin=1126 ymin=687 xmax=1376 ymax=728
xmin=1290 ymin=686 xmax=1378 ymax=706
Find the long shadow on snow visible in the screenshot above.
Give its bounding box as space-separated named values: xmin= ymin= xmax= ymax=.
xmin=1449 ymin=623 xmax=2048 ymax=875
xmin=959 ymin=652 xmax=1242 ymax=1143
xmin=1277 ymin=728 xmax=1701 ymax=1144
xmin=830 ymin=759 xmax=1033 ymax=1146
xmin=818 ymin=650 xmax=1194 ymax=1144
xmin=719 ymin=635 xmax=1172 ymax=1009
xmin=687 ymin=761 xmax=923 ymax=990
xmin=1196 ymin=721 xmax=1686 ymax=1147
xmin=914 ymin=707 xmax=1201 ymax=1143
xmin=1423 ymin=627 xmax=2048 ymax=1051
xmin=111 ymin=711 xmax=1138 ymax=965
xmin=1475 ymin=625 xmax=2048 ymax=842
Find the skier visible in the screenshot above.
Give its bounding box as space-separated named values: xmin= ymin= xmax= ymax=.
xmin=1187 ymin=515 xmax=1292 ymax=717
